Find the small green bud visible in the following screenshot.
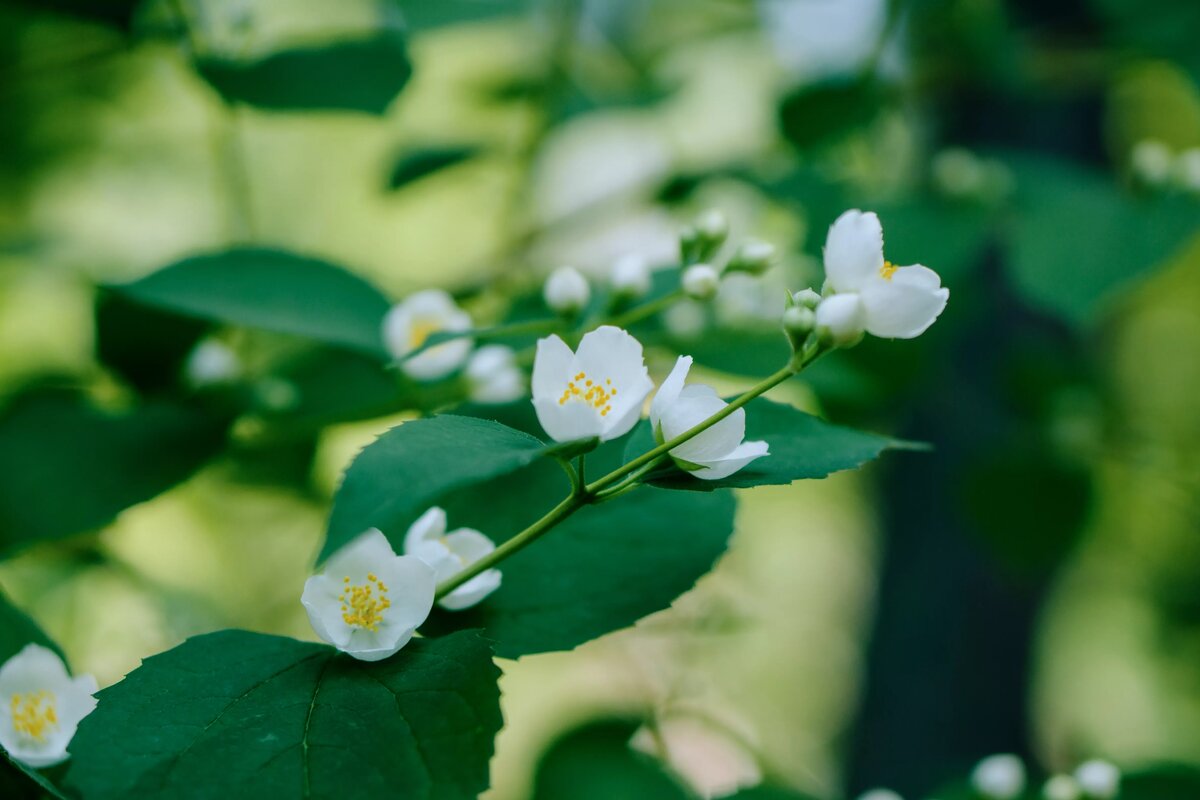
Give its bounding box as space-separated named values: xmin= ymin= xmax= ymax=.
xmin=681 ymin=263 xmax=720 ymax=300
xmin=791 ymin=288 xmax=821 ymax=309
xmin=725 ymin=239 xmax=776 ymax=276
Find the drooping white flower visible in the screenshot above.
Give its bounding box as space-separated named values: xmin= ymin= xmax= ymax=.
xmin=184 ymin=339 xmax=241 ymax=387
xmin=971 ymin=754 xmax=1027 ymax=800
xmin=649 ymin=356 xmax=769 ymax=480
xmin=465 ymin=345 xmax=525 ymax=405
xmin=610 ymin=254 xmax=652 ymax=299
xmin=0 ymin=644 xmax=97 ymax=769
xmin=382 ymin=289 xmax=473 ymax=381
xmin=403 ymin=507 xmax=501 ymax=611
xmin=532 ymin=325 xmax=654 ymax=443
xmin=822 ymin=209 xmax=949 ymax=339
xmin=1043 ymin=774 xmax=1082 ymax=800
xmin=1074 ymin=760 xmax=1119 ymax=799
xmin=302 ymin=528 xmax=435 ymax=662
xmin=682 ymin=264 xmax=720 ymax=300
xmin=544 ymin=266 xmax=591 ymax=315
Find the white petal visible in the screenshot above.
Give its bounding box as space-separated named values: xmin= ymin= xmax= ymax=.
xmin=574 ymin=326 xmax=649 ymax=392
xmin=377 ymin=556 xmax=437 ymax=632
xmin=443 ymin=528 xmax=496 ymax=562
xmin=0 ymin=644 xmax=71 ymax=696
xmin=690 ymin=439 xmax=770 ymax=480
xmin=649 ymin=356 xmax=692 ymax=433
xmin=342 ymin=627 xmax=417 ymax=662
xmin=439 ymin=570 xmax=502 ymax=611
xmin=325 ymin=528 xmax=396 ymax=579
xmin=860 ymin=264 xmax=949 ymax=338
xmin=600 ymin=385 xmax=651 ymax=441
xmin=664 ymin=385 xmax=747 ymax=464
xmin=402 ymin=337 xmax=472 ymax=381
xmin=531 ymin=334 xmax=575 ymax=400
xmin=301 ymin=574 xmax=352 ymax=648
xmin=824 ymin=209 xmax=884 ymax=292
xmin=532 ymin=396 xmax=605 ymax=442
xmin=469 ymin=367 xmax=525 ymax=405
xmin=403 ymin=507 xmax=446 ymax=555
xmin=815 ymin=293 xmax=867 ymax=341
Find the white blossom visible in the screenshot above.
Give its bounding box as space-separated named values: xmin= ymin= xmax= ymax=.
xmin=532 ymin=325 xmax=654 ymax=443
xmin=302 ymin=529 xmax=435 ymax=662
xmin=1176 ymin=147 xmax=1200 ymax=193
xmin=184 ymin=340 xmax=241 ymax=387
xmin=1074 ymin=760 xmax=1119 ymax=799
xmin=544 ymin=266 xmax=591 ymax=315
xmin=971 ymin=754 xmax=1026 ymax=800
xmin=815 ymin=293 xmax=867 ymax=345
xmin=649 ymin=356 xmax=769 ymax=480
xmin=856 ymin=789 xmax=903 ymax=800
xmin=465 ymin=345 xmax=525 ymax=404
xmin=383 ymin=289 xmax=473 ymax=381
xmin=403 ymin=507 xmax=501 ymax=611
xmin=610 ymin=254 xmax=652 ymax=298
xmin=1131 ymin=139 xmax=1172 ymax=185
xmin=682 ymin=264 xmax=720 ymax=300
xmin=822 ymin=209 xmax=948 ymax=339
xmin=1043 ymin=774 xmax=1082 ymax=800
xmin=0 ymin=644 xmax=97 ymax=768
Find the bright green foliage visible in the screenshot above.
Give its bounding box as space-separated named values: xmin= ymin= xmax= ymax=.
xmin=111 ymin=250 xmax=393 ymax=357
xmin=196 ymin=33 xmax=412 ymax=114
xmin=322 ymin=415 xmax=559 ymax=560
xmin=0 ymin=388 xmax=227 ymax=556
xmin=64 ymin=630 xmax=502 ymax=800
xmin=624 ymin=398 xmax=910 ymax=491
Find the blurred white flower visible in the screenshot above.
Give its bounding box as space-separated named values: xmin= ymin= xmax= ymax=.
xmin=465 ymin=345 xmax=525 ymax=405
xmin=403 ymin=507 xmax=501 ymax=611
xmin=532 ymin=325 xmax=654 ymax=443
xmin=1074 ymin=760 xmax=1119 ymax=799
xmin=301 ymin=529 xmax=435 ymax=662
xmin=610 ymin=254 xmax=652 ymax=299
xmin=758 ymin=0 xmax=889 ymax=79
xmin=726 ymin=239 xmax=776 ymax=276
xmin=822 ymin=209 xmax=948 ymax=338
xmin=792 ymin=288 xmax=822 ymax=308
xmin=544 ymin=266 xmax=591 ymax=315
xmin=1130 ymin=139 xmax=1172 ymax=185
xmin=856 ymin=789 xmax=903 ymax=800
xmin=971 ymin=754 xmax=1027 ymax=800
xmin=682 ymin=264 xmax=720 ymax=300
xmin=1175 ymin=147 xmax=1200 ymax=193
xmin=184 ymin=339 xmax=241 ymax=387
xmin=1043 ymin=774 xmax=1082 ymax=800
xmin=650 ymin=355 xmax=769 ymax=480
xmin=662 ymin=300 xmax=707 ymax=339
xmin=383 ymin=290 xmax=472 ymax=381
xmin=815 ymin=293 xmax=866 ymax=346
xmin=932 ymin=148 xmax=987 ymax=198
xmin=694 ymin=209 xmax=729 ymax=242
xmin=0 ymin=644 xmax=97 ymax=768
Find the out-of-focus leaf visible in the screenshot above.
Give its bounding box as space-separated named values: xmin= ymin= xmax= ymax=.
xmin=657 ymin=329 xmax=792 ymax=380
xmin=255 ymin=348 xmax=409 ymax=429
xmin=0 ymin=388 xmax=227 ymax=556
xmin=94 ymin=290 xmax=209 ymax=394
xmin=1005 ymin=154 xmax=1200 ymax=325
xmin=779 ymin=76 xmax=883 ymax=150
xmin=64 ymin=630 xmax=501 ymax=800
xmin=875 ymin=201 xmax=992 ymax=284
xmin=393 ymin=0 xmax=530 ymax=31
xmin=6 ymin=0 xmax=138 ymax=29
xmin=388 ymin=145 xmax=480 ymax=190
xmin=195 ymin=31 xmax=411 ymax=114
xmin=718 ymin=786 xmax=820 ymax=800
xmin=1091 ymin=0 xmax=1200 ymax=82
xmin=111 ymin=249 xmax=392 ymax=358
xmin=623 ymin=397 xmax=912 ymax=492
xmin=531 ymin=719 xmax=690 ymax=800
xmin=1121 ymin=765 xmax=1200 ymax=799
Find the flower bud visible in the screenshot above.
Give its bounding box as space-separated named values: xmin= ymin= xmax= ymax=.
xmin=1131 ymin=139 xmax=1172 ymax=186
xmin=856 ymin=790 xmax=903 ymax=800
xmin=1176 ymin=147 xmax=1200 ymax=193
xmin=184 ymin=340 xmax=241 ymax=388
xmin=1043 ymin=775 xmax=1081 ymax=800
xmin=695 ymin=209 xmax=728 ymax=242
xmin=783 ymin=304 xmax=815 ymax=339
xmin=682 ymin=264 xmax=720 ymax=300
xmin=814 ymin=293 xmax=865 ymax=347
xmin=726 ymin=239 xmax=776 ymax=276
xmin=1074 ymin=760 xmax=1119 ymax=799
xmin=932 ymin=147 xmax=986 ymax=198
xmin=610 ymin=254 xmax=651 ymax=299
xmin=970 ymin=754 xmax=1026 ymax=800
xmin=792 ymin=287 xmax=822 ymax=309
xmin=544 ymin=266 xmax=591 ymax=315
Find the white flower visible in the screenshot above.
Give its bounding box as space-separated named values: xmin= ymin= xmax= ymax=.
xmin=1175 ymin=147 xmax=1200 ymax=193
xmin=544 ymin=266 xmax=591 ymax=315
xmin=822 ymin=209 xmax=949 ymax=339
xmin=856 ymin=789 xmax=903 ymax=800
xmin=184 ymin=340 xmax=241 ymax=387
xmin=694 ymin=209 xmax=728 ymax=241
xmin=532 ymin=325 xmax=654 ymax=443
xmin=1131 ymin=139 xmax=1172 ymax=185
xmin=971 ymin=754 xmax=1027 ymax=800
xmin=465 ymin=345 xmax=525 ymax=404
xmin=0 ymin=644 xmax=97 ymax=768
xmin=815 ymin=293 xmax=867 ymax=345
xmin=382 ymin=289 xmax=473 ymax=381
xmin=301 ymin=529 xmax=435 ymax=662
xmin=649 ymin=356 xmax=769 ymax=480
xmin=682 ymin=264 xmax=720 ymax=300
xmin=610 ymin=254 xmax=652 ymax=298
xmin=1074 ymin=760 xmax=1119 ymax=799
xmin=403 ymin=507 xmax=501 ymax=611
xmin=1044 ymin=775 xmax=1082 ymax=800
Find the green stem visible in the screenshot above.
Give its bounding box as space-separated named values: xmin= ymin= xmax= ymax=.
xmin=607 ymin=290 xmax=683 ymax=330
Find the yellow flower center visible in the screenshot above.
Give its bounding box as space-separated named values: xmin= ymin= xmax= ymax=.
xmin=558 ymin=371 xmax=617 ymax=417
xmin=408 ymin=318 xmax=441 ymax=350
xmin=879 ymin=260 xmax=898 ymax=281
xmin=10 ymin=691 xmax=57 ymax=742
xmin=340 ymin=573 xmax=391 ymax=632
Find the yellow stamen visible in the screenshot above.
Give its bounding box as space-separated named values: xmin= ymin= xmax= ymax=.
xmin=880 ymin=260 xmax=898 ymax=281
xmin=340 ymin=574 xmax=391 ymax=632
xmin=408 ymin=318 xmax=441 ymax=349
xmin=10 ymin=691 xmax=57 ymax=742
xmin=556 ymin=370 xmax=615 ymax=415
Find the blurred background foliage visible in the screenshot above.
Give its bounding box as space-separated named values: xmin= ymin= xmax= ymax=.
xmin=0 ymin=0 xmax=1198 ymax=797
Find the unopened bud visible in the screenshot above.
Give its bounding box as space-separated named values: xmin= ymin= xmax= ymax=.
xmin=814 ymin=293 xmax=865 ymax=348
xmin=856 ymin=790 xmax=903 ymax=800
xmin=726 ymin=239 xmax=776 ymax=275
xmin=695 ymin=209 xmax=728 ymax=242
xmin=783 ymin=304 xmax=815 ymax=336
xmin=610 ymin=254 xmax=651 ymax=299
xmin=1176 ymin=147 xmax=1200 ymax=193
xmin=544 ymin=266 xmax=590 ymax=315
xmin=1131 ymin=139 xmax=1172 ymax=186
xmin=1074 ymin=760 xmax=1119 ymax=799
xmin=971 ymin=754 xmax=1026 ymax=800
xmin=681 ymin=263 xmax=720 ymax=300
xmin=792 ymin=287 xmax=822 ymax=309
xmin=184 ymin=340 xmax=241 ymax=388
xmin=1043 ymin=775 xmax=1081 ymax=800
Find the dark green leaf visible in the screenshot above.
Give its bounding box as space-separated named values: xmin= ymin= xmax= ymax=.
xmin=388 ymin=146 xmax=480 ymax=190
xmin=531 ymin=719 xmax=690 ymax=800
xmin=322 ymin=415 xmax=557 ymax=561
xmin=718 ymin=786 xmax=820 ymax=800
xmin=255 ymin=348 xmax=410 ymax=429
xmin=779 ymin=76 xmax=883 ymax=150
xmin=0 ymin=388 xmax=227 ymax=555
xmin=196 ymin=32 xmax=412 ymax=114
xmin=623 ymin=397 xmax=911 ymax=492
xmin=64 ymin=629 xmax=501 ymax=800
xmin=1121 ymin=764 xmax=1200 ymax=799
xmin=94 ymin=290 xmax=209 ymax=394
xmin=112 ymin=249 xmax=392 ymax=357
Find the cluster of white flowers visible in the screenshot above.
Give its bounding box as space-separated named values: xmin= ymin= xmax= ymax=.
xmin=0 ymin=644 xmax=97 ymax=769
xmin=1131 ymin=139 xmax=1200 ymax=192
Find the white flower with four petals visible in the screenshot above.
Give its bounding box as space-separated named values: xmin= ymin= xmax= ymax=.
xmin=0 ymin=644 xmax=97 ymax=768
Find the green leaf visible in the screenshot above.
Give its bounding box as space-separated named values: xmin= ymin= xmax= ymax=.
xmin=623 ymin=397 xmax=912 ymax=492
xmin=0 ymin=388 xmax=228 ymax=556
xmin=196 ymin=32 xmax=412 ymax=114
xmin=422 ymin=460 xmax=737 ymax=657
xmin=718 ymin=786 xmax=820 ymax=800
xmin=322 ymin=415 xmax=558 ymax=561
xmin=94 ymin=290 xmax=209 ymax=394
xmin=388 ymin=146 xmax=480 ymax=190
xmin=1006 ymin=154 xmax=1200 ymax=325
xmin=531 ymin=719 xmax=691 ymax=800
xmin=64 ymin=630 xmax=501 ymax=800
xmin=394 ymin=0 xmax=530 ymax=31
xmin=255 ymin=348 xmax=410 ymax=429
xmin=779 ymin=76 xmax=883 ymax=150
xmin=112 ymin=249 xmax=392 ymax=357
